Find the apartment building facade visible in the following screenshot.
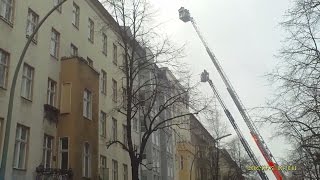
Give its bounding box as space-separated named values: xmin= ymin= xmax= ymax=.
xmin=189 ymin=114 xmax=244 ymax=180
xmin=0 ymin=0 xmax=138 ymax=179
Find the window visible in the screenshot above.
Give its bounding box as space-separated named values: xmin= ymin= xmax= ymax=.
xmin=112 ymin=160 xmax=118 ymax=180
xmin=26 ymin=8 xmax=39 ymax=41
xmin=53 ymin=0 xmax=62 ymax=12
xmin=83 ymin=142 xmax=91 ymax=177
xmin=100 ymin=155 xmax=107 ymax=180
xmin=13 ymin=124 xmax=29 ymax=169
xmin=113 ymin=43 xmax=117 ymax=65
xmin=133 ymin=118 xmax=138 ymax=132
xmin=47 ymin=78 xmax=57 ymax=106
xmin=112 ymin=79 xmax=117 ymax=102
xmin=59 ymin=137 xmax=68 ymax=169
xmin=50 ymin=28 xmax=60 ymax=58
xmin=86 ymin=57 xmax=93 ymax=66
xmin=0 ymin=0 xmax=14 ymax=23
xmin=88 ymin=18 xmax=94 ymax=42
xmin=83 ymin=89 xmax=92 ymax=119
xmin=122 ymin=125 xmax=127 ymax=146
xmin=102 ymin=33 xmax=107 ymax=55
xmin=122 ymin=88 xmax=127 ymax=109
xmin=101 ymin=70 xmax=107 ymax=94
xmin=180 ymin=155 xmax=184 ymax=170
xmin=100 ymin=111 xmax=106 ymax=137
xmin=100 ymin=155 xmax=107 ymax=169
xmin=42 ymin=135 xmax=53 ymax=168
xmin=0 ymin=118 xmax=3 ymax=151
xmin=123 ymin=164 xmax=128 ymax=180
xmin=21 ymin=63 xmax=34 ymax=100
xmin=72 ymin=2 xmax=79 ymax=28
xmin=112 ymin=118 xmax=117 ymax=141
xmin=0 ymin=49 xmax=9 ymax=89
xmin=70 ymin=43 xmax=78 ymax=56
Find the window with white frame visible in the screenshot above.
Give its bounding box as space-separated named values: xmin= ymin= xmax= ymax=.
xmin=122 ymin=87 xmax=127 ymax=109
xmin=0 ymin=49 xmax=9 ymax=88
xmin=132 ymin=118 xmax=138 ymax=132
xmin=0 ymin=118 xmax=3 ymax=151
xmin=113 ymin=43 xmax=117 ymax=65
xmin=101 ymin=70 xmax=107 ymax=94
xmin=112 ymin=79 xmax=117 ymax=102
xmin=88 ymin=18 xmax=94 ymax=42
xmin=102 ymin=33 xmax=107 ymax=55
xmin=13 ymin=124 xmax=29 ymax=169
xmin=50 ymin=28 xmax=60 ymax=58
xmin=83 ymin=89 xmax=92 ymax=119
xmin=53 ymin=0 xmax=62 ymax=12
xmin=42 ymin=135 xmax=53 ymax=168
xmin=86 ymin=57 xmax=93 ymax=66
xmin=100 ymin=155 xmax=107 ymax=169
xmin=112 ymin=160 xmax=118 ymax=180
xmin=0 ymin=0 xmax=14 ymax=23
xmin=59 ymin=137 xmax=68 ymax=169
xmin=100 ymin=155 xmax=107 ymax=180
xmin=83 ymin=142 xmax=91 ymax=177
xmin=100 ymin=111 xmax=106 ymax=137
xmin=180 ymin=155 xmax=184 ymax=170
xmin=122 ymin=125 xmax=127 ymax=146
xmin=21 ymin=63 xmax=34 ymax=100
xmin=70 ymin=43 xmax=78 ymax=56
xmin=112 ymin=118 xmax=117 ymax=141
xmin=123 ymin=164 xmax=128 ymax=180
xmin=47 ymin=78 xmax=57 ymax=106
xmin=26 ymin=8 xmax=39 ymax=41
xmin=72 ymin=2 xmax=79 ymax=28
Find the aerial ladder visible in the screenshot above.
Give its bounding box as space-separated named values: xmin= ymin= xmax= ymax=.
xmin=201 ymin=70 xmax=269 ymax=180
xmin=178 ymin=7 xmax=285 ymax=180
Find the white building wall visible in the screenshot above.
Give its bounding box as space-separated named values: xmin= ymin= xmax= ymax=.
xmin=0 ymin=0 xmax=137 ymax=179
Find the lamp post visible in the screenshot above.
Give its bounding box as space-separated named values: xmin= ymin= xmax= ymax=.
xmin=214 ymin=133 xmax=231 ymax=180
xmin=189 ymin=133 xmax=231 ymax=180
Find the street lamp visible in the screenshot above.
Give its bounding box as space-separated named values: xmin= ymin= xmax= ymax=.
xmin=189 ymin=134 xmax=231 ymax=180
xmin=214 ymin=133 xmax=231 ymax=180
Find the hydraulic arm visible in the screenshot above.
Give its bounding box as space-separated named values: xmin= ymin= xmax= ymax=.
xmin=201 ymin=70 xmax=269 ymax=180
xmin=179 ymin=7 xmax=285 ymax=180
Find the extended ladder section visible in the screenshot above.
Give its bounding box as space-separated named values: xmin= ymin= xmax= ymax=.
xmin=178 ymin=7 xmax=285 ymax=180
xmin=201 ymin=71 xmax=269 ymax=180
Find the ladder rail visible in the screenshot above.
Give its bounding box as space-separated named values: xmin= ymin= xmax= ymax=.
xmin=207 ymin=79 xmax=269 ymax=180
xmin=190 ymin=17 xmax=285 ymax=180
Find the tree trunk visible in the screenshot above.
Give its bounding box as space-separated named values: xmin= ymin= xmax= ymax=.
xmin=131 ymin=160 xmax=140 ymax=180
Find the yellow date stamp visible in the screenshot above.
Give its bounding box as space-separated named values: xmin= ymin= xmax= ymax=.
xmin=246 ymin=165 xmax=297 ymax=171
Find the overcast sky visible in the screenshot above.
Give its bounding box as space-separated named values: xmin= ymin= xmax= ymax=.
xmin=151 ymin=0 xmax=294 ymax=179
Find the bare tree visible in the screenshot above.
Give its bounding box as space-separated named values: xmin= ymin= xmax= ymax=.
xmin=226 ymin=137 xmax=257 ymax=179
xmin=99 ymin=0 xmax=206 ymax=180
xmin=261 ymin=0 xmax=320 ymax=179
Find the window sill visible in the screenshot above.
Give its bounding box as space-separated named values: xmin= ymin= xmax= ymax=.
xmin=50 ymin=54 xmax=59 ymax=61
xmin=83 ymin=116 xmax=92 ymax=121
xmin=0 ymin=16 xmax=13 ymax=28
xmin=21 ymin=96 xmax=33 ymax=102
xmin=26 ymin=35 xmax=38 ymax=45
xmin=100 ymin=135 xmax=106 ymax=139
xmin=72 ymin=23 xmax=79 ymax=30
xmin=0 ymin=86 xmax=7 ymax=91
xmin=88 ymin=38 xmax=94 ymax=44
xmin=13 ymin=167 xmax=27 ymax=172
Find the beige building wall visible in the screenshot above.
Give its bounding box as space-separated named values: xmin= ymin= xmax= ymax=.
xmin=0 ymin=0 xmax=136 ymax=179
